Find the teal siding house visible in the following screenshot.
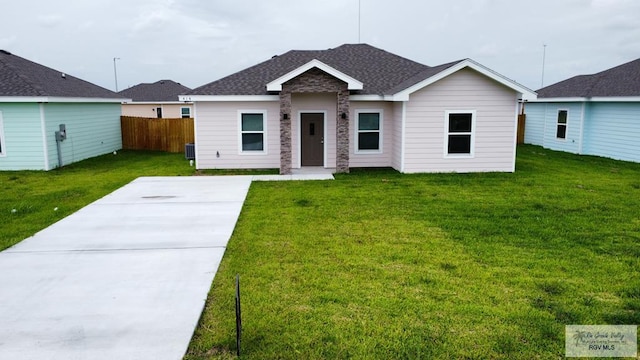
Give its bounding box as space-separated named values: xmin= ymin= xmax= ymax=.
xmin=524 ymin=58 xmax=640 ymax=163
xmin=0 ymin=50 xmax=126 ymax=170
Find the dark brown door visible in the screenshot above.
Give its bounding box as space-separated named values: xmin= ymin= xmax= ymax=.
xmin=301 ymin=113 xmax=324 ymax=166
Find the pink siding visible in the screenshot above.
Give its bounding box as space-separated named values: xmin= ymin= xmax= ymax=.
xmin=121 ymin=104 xmax=193 ymax=118
xmin=349 ymin=101 xmax=395 ymax=168
xmin=194 ymin=101 xmax=280 ymax=169
xmin=403 ymin=68 xmax=518 ymax=173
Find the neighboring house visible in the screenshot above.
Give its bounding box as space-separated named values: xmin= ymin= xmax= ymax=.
xmin=0 ymin=50 xmax=125 ymax=171
xmin=119 ymin=80 xmax=192 ymax=118
xmin=180 ymin=43 xmax=536 ymax=174
xmin=524 ymin=58 xmax=640 ymax=163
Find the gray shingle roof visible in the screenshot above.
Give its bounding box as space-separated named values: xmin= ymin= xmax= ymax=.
xmin=537 ymin=58 xmax=640 ymax=98
xmin=118 ymin=80 xmax=191 ymax=102
xmin=189 ymin=44 xmax=462 ymax=96
xmin=0 ymin=50 xmax=122 ymax=99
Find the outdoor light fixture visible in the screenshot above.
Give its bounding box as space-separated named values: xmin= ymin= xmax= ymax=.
xmin=283 ymin=113 xmax=289 ymax=120
xmin=341 ymin=112 xmax=347 ymax=119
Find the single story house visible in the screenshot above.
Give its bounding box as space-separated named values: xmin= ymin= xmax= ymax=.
xmin=524 ymin=58 xmax=640 ymax=163
xmin=181 ymin=44 xmax=536 ymax=174
xmin=0 ymin=50 xmax=126 ymax=171
xmin=119 ymin=80 xmax=193 ymax=118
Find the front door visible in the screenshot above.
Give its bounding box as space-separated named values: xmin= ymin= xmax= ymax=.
xmin=301 ymin=113 xmax=324 ymax=166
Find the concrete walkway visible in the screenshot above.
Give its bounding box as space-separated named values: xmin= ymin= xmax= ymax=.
xmin=0 ymin=174 xmax=333 ymax=359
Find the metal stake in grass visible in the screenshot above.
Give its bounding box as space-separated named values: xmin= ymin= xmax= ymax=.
xmin=235 ymin=274 xmax=242 ymax=357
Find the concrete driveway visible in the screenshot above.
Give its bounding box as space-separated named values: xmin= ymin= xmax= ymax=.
xmin=0 ymin=176 xmax=254 ymax=360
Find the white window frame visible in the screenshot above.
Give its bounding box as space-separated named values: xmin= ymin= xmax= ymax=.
xmin=180 ymin=107 xmax=191 ymax=118
xmin=556 ymin=109 xmax=568 ymax=140
xmin=444 ymin=110 xmax=476 ymax=158
xmin=238 ymin=110 xmax=267 ymax=155
xmin=355 ymin=109 xmax=383 ymax=154
xmin=0 ymin=111 xmax=5 ymax=157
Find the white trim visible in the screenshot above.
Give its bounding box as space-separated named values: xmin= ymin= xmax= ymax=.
xmin=39 ymin=103 xmax=49 ymax=170
xmin=297 ymin=111 xmax=327 ymax=168
xmin=511 ymin=101 xmax=519 ymax=172
xmin=121 ymin=101 xmax=192 ymax=105
xmin=556 ymin=109 xmax=568 ymax=141
xmin=266 ymin=59 xmax=364 ymax=91
xmin=527 ymin=96 xmax=640 ymax=103
xmin=354 ymin=109 xmax=383 ymax=154
xmin=350 ymin=95 xmax=386 ymax=101
xmin=193 ymin=102 xmax=199 ymax=169
xmin=180 ymin=106 xmax=191 ymax=118
xmin=444 ymin=110 xmax=476 ymax=158
xmin=0 ymin=111 xmax=5 ymax=157
xmin=237 ymin=110 xmax=268 ymax=155
xmin=0 ymin=97 xmax=127 ymax=103
xmin=392 ymin=59 xmax=537 ymax=101
xmin=400 ymin=102 xmax=406 ymax=173
xmin=180 ymin=95 xmax=279 ymax=102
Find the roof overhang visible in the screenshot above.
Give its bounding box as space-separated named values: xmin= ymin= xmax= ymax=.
xmin=389 ymin=59 xmax=538 ymax=102
xmin=527 ymin=96 xmax=640 ymax=103
xmin=179 ymin=95 xmax=279 ymax=102
xmin=0 ymin=96 xmax=128 ymax=103
xmin=266 ymin=59 xmax=364 ymax=92
xmin=121 ymin=101 xmax=193 ymax=105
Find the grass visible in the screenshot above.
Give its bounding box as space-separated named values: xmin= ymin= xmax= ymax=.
xmin=185 ymin=145 xmax=640 ymax=359
xmin=0 ymin=150 xmax=275 ymax=251
xmin=1 ymin=146 xmax=638 ymax=359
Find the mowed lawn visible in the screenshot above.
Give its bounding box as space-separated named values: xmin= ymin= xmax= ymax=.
xmin=185 ymin=145 xmax=640 ymax=359
xmin=1 ymin=146 xmax=639 ymax=359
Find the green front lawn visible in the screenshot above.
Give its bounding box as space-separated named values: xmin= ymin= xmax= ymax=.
xmin=185 ymin=145 xmax=640 ymax=359
xmin=1 ymin=146 xmax=639 ymax=359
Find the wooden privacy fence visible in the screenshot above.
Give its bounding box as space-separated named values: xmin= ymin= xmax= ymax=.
xmin=517 ymin=114 xmax=526 ymax=144
xmin=121 ymin=116 xmax=194 ymax=153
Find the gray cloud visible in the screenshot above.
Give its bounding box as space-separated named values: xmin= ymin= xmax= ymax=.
xmin=1 ymin=0 xmax=638 ymax=92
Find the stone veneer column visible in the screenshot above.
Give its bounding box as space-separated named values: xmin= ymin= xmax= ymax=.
xmin=336 ymin=87 xmax=350 ymax=173
xmin=279 ymin=89 xmax=292 ymax=175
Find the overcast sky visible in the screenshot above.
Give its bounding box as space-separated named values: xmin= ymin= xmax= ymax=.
xmin=1 ymin=0 xmax=639 ymax=93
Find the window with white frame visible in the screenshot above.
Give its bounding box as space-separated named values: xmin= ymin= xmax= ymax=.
xmin=556 ymin=110 xmax=567 ymax=139
xmin=239 ymin=111 xmax=266 ymax=153
xmin=356 ymin=110 xmax=382 ymax=152
xmin=0 ymin=111 xmax=5 ymax=156
xmin=181 ymin=107 xmax=191 ymax=118
xmin=446 ymin=111 xmax=475 ymax=155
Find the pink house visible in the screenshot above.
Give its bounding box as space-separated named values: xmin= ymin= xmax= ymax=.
xmin=180 ymin=44 xmax=536 ymax=174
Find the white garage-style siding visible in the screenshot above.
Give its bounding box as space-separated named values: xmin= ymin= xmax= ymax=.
xmin=194 ymin=101 xmax=280 ymax=169
xmin=402 ymin=68 xmax=518 ymax=173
